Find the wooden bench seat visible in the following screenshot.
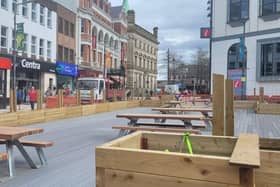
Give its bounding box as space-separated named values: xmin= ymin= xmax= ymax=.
xmin=160 ymin=104 xmax=171 ymax=108
xmin=19 ymin=140 xmax=54 ymax=148
xmin=0 ymin=153 xmax=8 ymax=160
xmin=135 ymin=122 xmax=206 ymax=129
xmin=112 ymin=126 xmax=201 ymax=135
xmin=0 ymin=139 xmax=53 ymax=166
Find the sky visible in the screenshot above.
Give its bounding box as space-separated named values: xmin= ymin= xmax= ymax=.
xmin=110 ymin=0 xmax=210 ymax=78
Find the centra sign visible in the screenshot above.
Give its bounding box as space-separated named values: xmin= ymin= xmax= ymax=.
xmin=21 ymin=59 xmax=41 ymax=70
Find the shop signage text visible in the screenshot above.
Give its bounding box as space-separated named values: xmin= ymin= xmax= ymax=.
xmin=21 ymin=59 xmax=41 ymax=70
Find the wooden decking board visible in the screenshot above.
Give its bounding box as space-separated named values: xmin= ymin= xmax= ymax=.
xmin=229 ymin=134 xmax=260 ymax=168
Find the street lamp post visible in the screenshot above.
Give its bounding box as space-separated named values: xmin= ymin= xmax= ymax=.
xmin=241 ymin=20 xmax=247 ymax=100
xmin=103 ymin=42 xmax=107 ymax=79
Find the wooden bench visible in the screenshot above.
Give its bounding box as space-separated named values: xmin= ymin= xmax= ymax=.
xmin=159 ymin=104 xmax=171 ymax=108
xmin=0 ymin=139 xmax=53 ymax=166
xmin=112 ymin=126 xmax=201 ymax=136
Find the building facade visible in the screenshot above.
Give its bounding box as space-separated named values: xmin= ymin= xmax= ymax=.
xmin=212 ymin=0 xmax=280 ymax=95
xmin=56 ymin=3 xmax=78 ymax=91
xmin=126 ymin=10 xmax=159 ymax=97
xmin=77 ymin=0 xmax=128 ymax=87
xmin=0 ymin=0 xmax=57 ymax=108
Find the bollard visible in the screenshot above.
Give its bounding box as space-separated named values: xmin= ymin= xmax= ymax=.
xmin=76 ymin=89 xmax=81 ymax=105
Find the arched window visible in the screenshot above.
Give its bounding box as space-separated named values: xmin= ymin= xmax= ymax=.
xmin=104 ymin=33 xmax=109 ymax=45
xmin=109 ymin=37 xmax=114 ymax=48
xmin=228 ymin=43 xmax=247 ymax=70
xmin=98 ymin=30 xmax=103 ymax=42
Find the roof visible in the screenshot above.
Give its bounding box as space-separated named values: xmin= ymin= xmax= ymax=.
xmin=111 ymin=6 xmax=123 ymax=19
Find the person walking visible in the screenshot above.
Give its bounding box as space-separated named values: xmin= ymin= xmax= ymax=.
xmin=28 ymin=86 xmax=37 ymax=110
xmin=16 ymin=87 xmax=23 ymax=110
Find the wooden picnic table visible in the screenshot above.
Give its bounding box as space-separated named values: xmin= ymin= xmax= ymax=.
xmin=152 ymin=107 xmax=213 ymax=117
xmin=116 ymin=113 xmax=211 ymax=136
xmin=0 ymin=126 xmax=44 ymax=177
xmin=116 ymin=113 xmax=210 ymax=126
xmin=164 ymin=101 xmax=184 ymax=108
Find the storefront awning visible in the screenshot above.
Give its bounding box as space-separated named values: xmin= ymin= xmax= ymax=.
xmin=0 ymin=57 xmax=11 ymax=69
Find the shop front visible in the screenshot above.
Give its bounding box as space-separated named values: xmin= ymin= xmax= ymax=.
xmin=0 ymin=57 xmax=11 ymax=109
xmin=14 ymin=58 xmax=56 ymax=102
xmin=56 ymin=62 xmax=78 ymax=91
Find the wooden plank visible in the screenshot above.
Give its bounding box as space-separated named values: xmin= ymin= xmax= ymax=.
xmin=152 ymin=108 xmax=212 ymax=112
xmin=230 ymin=134 xmax=260 ymax=168
xmin=104 ymin=169 xmax=230 ymax=187
xmin=259 ymin=138 xmax=280 ymax=150
xmin=212 ymin=74 xmax=225 ymax=136
xmin=116 ymin=114 xmax=209 ymax=121
xmin=112 ymin=126 xmax=201 ymax=134
xmin=20 ymin=140 xmax=54 ymax=148
xmin=225 ymin=79 xmax=234 ymax=136
xmin=96 ymin=147 xmax=241 ymax=185
xmin=143 ymin=133 xmax=237 ymax=157
xmin=96 ymin=167 xmax=105 ymax=187
xmin=0 ymin=126 xmax=43 ymax=139
xmin=259 ymin=87 xmax=264 ymax=103
xmin=255 ymin=150 xmax=280 ymax=187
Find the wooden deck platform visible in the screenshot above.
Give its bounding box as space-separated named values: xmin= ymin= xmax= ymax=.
xmin=0 ymin=107 xmax=278 ymax=186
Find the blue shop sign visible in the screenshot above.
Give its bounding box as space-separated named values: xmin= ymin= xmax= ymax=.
xmin=56 ymin=62 xmax=78 ymax=77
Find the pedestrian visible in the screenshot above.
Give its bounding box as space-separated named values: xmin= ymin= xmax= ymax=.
xmin=28 ymin=86 xmax=37 ymax=110
xmin=16 ymin=87 xmax=23 ymax=110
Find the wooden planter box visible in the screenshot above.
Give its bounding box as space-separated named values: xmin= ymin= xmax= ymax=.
xmin=96 ymin=132 xmax=262 ymax=187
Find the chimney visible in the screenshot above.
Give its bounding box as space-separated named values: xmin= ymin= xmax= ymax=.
xmin=127 ymin=10 xmax=135 ymax=24
xmin=153 ymin=27 xmax=158 ymax=39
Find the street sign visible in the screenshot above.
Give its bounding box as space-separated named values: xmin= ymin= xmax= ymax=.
xmin=200 ymin=28 xmax=211 ymax=38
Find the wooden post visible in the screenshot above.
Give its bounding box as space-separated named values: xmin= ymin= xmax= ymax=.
xmin=212 ymin=74 xmax=225 ymax=136
xmin=10 ymin=89 xmax=15 ymax=112
xmin=58 ymin=89 xmax=64 ymax=108
xmin=259 ymin=87 xmax=264 ymax=103
xmin=90 ymin=89 xmax=94 ymax=104
xmin=225 ymin=79 xmax=234 ymax=136
xmin=36 ymin=89 xmax=43 ymax=110
xmin=103 ymin=90 xmax=106 ymax=103
xmin=113 ymin=89 xmax=116 ymax=102
xmin=13 ymin=89 xmax=17 ymax=112
xmin=76 ymin=89 xmax=81 ymax=105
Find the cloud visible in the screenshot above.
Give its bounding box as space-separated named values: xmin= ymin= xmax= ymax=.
xmin=110 ymin=0 xmax=210 ymax=79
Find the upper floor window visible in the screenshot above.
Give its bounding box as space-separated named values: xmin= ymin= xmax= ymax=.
xmin=0 ymin=26 xmax=8 ymax=48
xmin=40 ymin=5 xmax=45 ymax=26
xmin=70 ymin=23 xmax=75 ymax=38
xmin=39 ymin=39 xmax=44 ymax=57
xmin=31 ymin=3 xmax=37 ymax=22
xmin=58 ymin=17 xmax=63 ymax=33
xmin=99 ymin=0 xmax=103 ymax=9
xmin=22 ymin=0 xmax=28 ymax=17
xmin=229 ymin=0 xmax=249 ymax=22
xmin=1 ymin=0 xmax=7 ymax=10
xmin=31 ymin=36 xmax=37 ymax=55
xmin=93 ymin=0 xmax=97 ymax=5
xmin=47 ymin=10 xmax=52 ymax=28
xmin=13 ymin=0 xmax=19 ymax=14
xmin=81 ymin=19 xmax=86 ymax=33
xmin=260 ymin=0 xmax=280 ymax=16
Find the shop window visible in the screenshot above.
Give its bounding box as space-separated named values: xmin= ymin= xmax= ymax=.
xmin=39 ymin=39 xmax=44 ymax=57
xmin=64 ymin=20 xmax=69 ymax=36
xmin=1 ymin=26 xmax=8 ymax=48
xmin=229 ymin=0 xmax=249 ymax=22
xmin=22 ymin=0 xmax=28 ymax=17
xmin=58 ymin=17 xmax=63 ymax=33
xmin=40 ymin=5 xmax=45 ymax=26
xmin=261 ymin=42 xmax=280 ymax=76
xmin=58 ymin=45 xmax=63 ymax=61
xmin=13 ymin=0 xmax=19 ymax=14
xmin=47 ymin=41 xmax=51 ymax=59
xmin=260 ymin=0 xmax=280 ymax=16
xmin=31 ymin=3 xmax=37 ymax=22
xmin=31 ymin=36 xmax=37 ymax=55
xmin=1 ymin=0 xmax=7 ymax=9
xmin=0 ymin=70 xmax=5 ymax=97
xmin=47 ymin=10 xmax=52 ymax=28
